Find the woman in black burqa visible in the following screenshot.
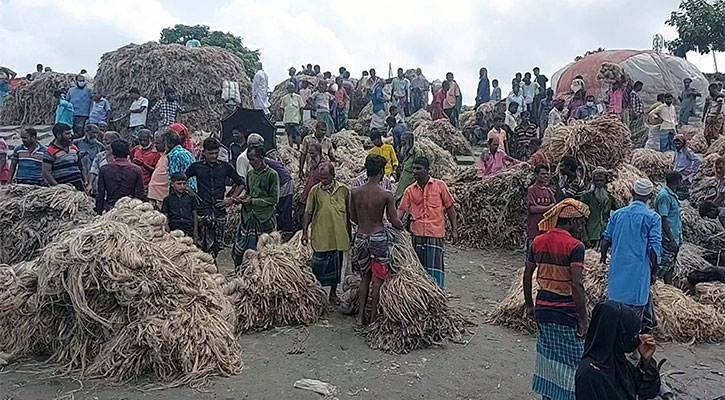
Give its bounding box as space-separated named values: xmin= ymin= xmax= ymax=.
xmin=575 ymin=301 xmax=661 ymax=400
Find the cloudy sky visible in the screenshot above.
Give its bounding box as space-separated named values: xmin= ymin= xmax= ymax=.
xmin=2 ymin=0 xmax=722 ymax=104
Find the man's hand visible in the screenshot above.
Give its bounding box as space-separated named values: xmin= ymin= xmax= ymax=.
xmin=525 ymin=305 xmax=535 ymax=320
xmin=132 ymin=158 xmax=143 ymax=165
xmin=239 ymin=197 xmax=251 ymax=205
xmin=451 ymin=231 xmax=459 ymax=245
xmin=638 ymin=334 xmax=656 ymax=362
xmin=216 ymin=198 xmax=235 ymax=208
xmin=301 ymin=231 xmax=309 ymax=246
xmin=578 ymin=319 xmax=589 ymax=338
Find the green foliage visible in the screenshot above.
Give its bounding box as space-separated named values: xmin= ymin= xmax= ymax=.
xmin=159 ymin=24 xmax=260 ymax=79
xmin=666 ymin=0 xmax=725 ymax=55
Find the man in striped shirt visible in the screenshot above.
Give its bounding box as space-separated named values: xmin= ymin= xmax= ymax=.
xmin=9 ymin=127 xmax=47 ymax=185
xmin=42 ymin=123 xmax=86 ymax=190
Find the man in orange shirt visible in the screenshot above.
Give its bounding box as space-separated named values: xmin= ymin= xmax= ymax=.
xmin=398 ymin=157 xmax=458 ymax=287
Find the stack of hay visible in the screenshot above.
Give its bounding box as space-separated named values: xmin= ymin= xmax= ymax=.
xmin=94 ymin=42 xmax=251 ymax=134
xmin=597 ymin=62 xmax=630 ymax=82
xmin=222 ymin=232 xmax=327 ymax=333
xmin=366 ymin=229 xmax=472 ymax=353
xmin=0 ymin=72 xmax=77 ymax=125
xmin=682 ymin=203 xmax=725 ymax=251
xmin=452 ymin=163 xmax=533 ymax=248
xmin=0 ymin=219 xmax=242 ymax=387
xmin=416 ymin=137 xmax=459 ymax=179
xmin=0 ymin=185 xmax=95 ymax=265
xmin=414 ymin=119 xmax=472 ymax=156
xmin=630 ymin=149 xmax=673 ymax=183
xmin=543 ymin=115 xmax=632 ymax=183
xmin=407 ymin=109 xmax=432 ymax=131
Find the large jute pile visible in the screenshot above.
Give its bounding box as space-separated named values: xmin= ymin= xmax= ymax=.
xmin=416 ymin=137 xmax=459 ymax=179
xmin=608 ymin=163 xmax=652 ymax=208
xmin=407 ymin=109 xmax=432 ymax=131
xmin=680 ymin=125 xmax=708 ymax=153
xmin=223 ymin=232 xmax=327 ymax=333
xmin=366 ymin=229 xmax=472 ymax=353
xmin=0 ymin=219 xmax=242 ymax=387
xmin=414 ymin=119 xmax=472 ymax=156
xmin=0 ymin=72 xmax=77 ymax=125
xmin=675 ymin=243 xmax=714 ymax=283
xmin=706 ymin=136 xmax=725 ymax=157
xmin=453 ymin=163 xmax=533 ymax=248
xmin=682 ymin=203 xmax=725 ymax=251
xmin=630 ymin=149 xmax=673 ymax=183
xmin=691 ymin=175 xmax=717 ymax=204
xmin=94 ymin=42 xmax=251 ymax=134
xmin=488 ymin=250 xmax=725 ymax=343
xmin=694 ymin=282 xmax=725 ymax=314
xmin=349 ymin=102 xmax=373 ymax=135
xmin=460 ymin=100 xmax=507 ymax=139
xmin=543 ymin=115 xmax=632 ymax=182
xmin=332 ymin=129 xmax=367 ymax=184
xmin=0 ymin=184 xmax=95 ymax=265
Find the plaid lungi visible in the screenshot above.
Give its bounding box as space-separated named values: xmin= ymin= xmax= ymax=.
xmin=532 ymin=323 xmax=583 ymax=400
xmin=197 ymin=214 xmax=225 ymax=257
xmin=352 ymin=231 xmax=392 ymax=275
xmin=232 ymin=216 xmax=276 ymax=265
xmin=658 ymin=239 xmax=679 ymax=277
xmin=412 ymin=235 xmax=445 ymax=287
xmin=311 ymin=250 xmax=343 ymax=287
xmin=629 ymin=115 xmax=646 ymax=148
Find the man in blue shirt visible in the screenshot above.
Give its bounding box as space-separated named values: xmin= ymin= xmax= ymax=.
xmin=654 ymin=171 xmax=683 ymax=285
xmin=475 ymin=67 xmax=490 ymax=109
xmin=600 ymin=178 xmax=662 ymax=330
xmin=66 ymin=74 xmax=93 ymax=138
xmin=88 ymin=92 xmax=111 ymax=125
xmin=54 ymin=89 xmax=74 ymax=127
xmin=9 ymin=127 xmax=47 ymax=185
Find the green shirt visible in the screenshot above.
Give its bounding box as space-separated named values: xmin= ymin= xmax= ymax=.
xmin=581 ymin=189 xmax=618 ymax=241
xmin=305 ymin=181 xmax=350 ymax=252
xmin=243 ymin=165 xmax=280 ymax=224
xmin=395 ymin=146 xmax=420 ymax=202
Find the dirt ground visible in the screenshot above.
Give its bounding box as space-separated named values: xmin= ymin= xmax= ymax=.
xmin=1 ymin=246 xmax=724 ymax=400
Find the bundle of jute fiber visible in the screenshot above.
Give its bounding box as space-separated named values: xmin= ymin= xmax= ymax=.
xmin=269 ymin=75 xmax=319 ymax=120
xmin=287 ymin=230 xmax=313 ymax=267
xmin=597 ymin=62 xmax=630 ymax=82
xmin=680 ymin=125 xmax=708 ymax=153
xmin=682 ymin=203 xmax=725 ymax=251
xmin=332 ymin=129 xmax=365 ymax=153
xmin=414 ymin=119 xmax=472 ymax=156
xmin=691 ymin=175 xmax=717 ymax=204
xmin=366 ymin=228 xmax=472 ymax=353
xmin=651 ymin=282 xmax=725 ymax=343
xmin=407 ymin=108 xmax=432 ymax=131
xmin=94 ymin=42 xmax=251 ymax=134
xmin=415 ymin=137 xmax=458 ymax=179
xmin=608 ymin=163 xmax=651 ymax=208
xmin=460 ymin=100 xmax=506 ymax=136
xmin=0 ymin=184 xmax=95 ymax=264
xmin=222 ymin=203 xmax=243 ymax=246
xmin=349 ymin=102 xmax=373 ymax=135
xmin=338 ymin=274 xmax=363 ymax=315
xmin=543 ymin=115 xmax=632 ymax=182
xmin=453 ymin=163 xmax=533 ymax=249
xmin=630 ymin=149 xmax=673 ymax=183
xmin=694 ymin=282 xmax=725 ymax=314
xmin=1 ymin=220 xmax=242 ymax=386
xmin=706 ymin=136 xmax=725 ymax=156
xmin=675 ymin=243 xmax=714 ymax=283
xmin=0 ymin=72 xmax=77 ymax=125
xmin=222 ymin=232 xmax=327 ymax=333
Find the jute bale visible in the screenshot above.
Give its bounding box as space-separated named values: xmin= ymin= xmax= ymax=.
xmin=630 ymin=149 xmax=673 ymax=183
xmin=415 ymin=137 xmax=458 ymax=179
xmin=0 ymin=72 xmax=77 ymax=125
xmin=414 ymin=119 xmax=472 ymax=156
xmin=94 ymin=42 xmax=251 ymax=134
xmin=407 ymin=109 xmax=432 ymax=131
xmin=608 ymin=163 xmax=651 ymax=208
xmin=680 ymin=125 xmax=708 ymax=153
xmin=706 ymin=136 xmax=725 ymax=157
xmin=682 ymin=203 xmax=725 ymax=251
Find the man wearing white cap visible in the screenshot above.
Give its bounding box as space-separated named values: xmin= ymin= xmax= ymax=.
xmin=235 ymin=133 xmax=265 ymax=182
xmin=600 ymin=178 xmax=662 ymax=330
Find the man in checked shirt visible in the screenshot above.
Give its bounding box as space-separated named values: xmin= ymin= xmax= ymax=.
xmin=150 ymin=88 xmax=196 ymax=129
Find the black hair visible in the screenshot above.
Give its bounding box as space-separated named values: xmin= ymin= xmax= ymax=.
xmin=413 ymin=156 xmax=430 ymax=170
xmin=138 ymin=129 xmax=152 ymax=139
xmin=533 ymin=67 xmax=540 ymax=71
xmin=75 ymin=74 xmax=84 ymax=81
xmin=52 ymin=123 xmax=71 ymax=136
xmin=508 ymin=102 xmax=519 ymax=111
xmin=313 ymin=64 xmax=320 ymax=69
xmin=665 ymin=171 xmax=682 ymax=186
xmin=397 ymin=67 xmax=403 ymax=73
xmin=23 ymin=127 xmax=38 ymax=138
xmin=634 ymin=81 xmax=644 ymax=88
xmin=110 ymin=139 xmax=130 ymax=158
xmin=493 ymin=116 xmax=504 ymax=122
xmin=362 ymin=71 xmax=369 ymax=76
xmin=202 ymin=137 xmax=221 ymax=151
xmin=339 ymin=67 xmax=346 ymax=74
xmin=688 ymin=269 xmax=725 ymax=286
xmin=248 ymin=146 xmax=266 ymax=158
xmin=36 ymin=63 xmax=43 ymax=70
xmin=492 ymin=79 xmax=499 ymax=85
xmin=53 ymin=89 xmax=64 ymax=98
xmin=170 ymin=172 xmax=187 ymax=183
xmin=534 ymin=163 xmax=549 ymax=174
xmin=129 ymin=87 xmax=140 ymax=94
xmin=524 ymin=72 xmax=531 ymax=77
xmin=370 ymin=131 xmax=383 ymax=141
xmin=80 ymin=69 xmax=87 ymax=74
xmin=560 ymin=155 xmax=578 ymax=171
xmin=656 ymin=93 xmax=666 ymax=102
xmin=164 ymin=130 xmax=181 ymax=149
xmin=709 ymin=82 xmax=720 ymax=92
xmin=664 ymin=93 xmax=674 ymax=99
xmin=385 ymin=116 xmax=397 ymax=127
xmin=365 ymin=154 xmax=387 ymax=177
xmin=515 ymin=72 xmax=522 ymax=77
xmin=369 ymin=68 xmax=376 ymax=74
xmin=556 ymin=217 xmax=573 ymax=227
xmin=164 ymin=88 xmax=176 ymax=95
xmin=699 ymin=201 xmax=718 ymax=218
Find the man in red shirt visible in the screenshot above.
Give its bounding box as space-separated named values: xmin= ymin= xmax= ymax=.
xmin=526 ymin=163 xmax=556 ymax=249
xmin=130 ymin=129 xmax=161 ymax=188
xmin=96 ymin=139 xmax=145 ymax=213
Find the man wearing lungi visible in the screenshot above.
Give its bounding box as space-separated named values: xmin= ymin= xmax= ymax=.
xmin=302 ymin=162 xmax=350 ymax=304
xmin=350 ymin=155 xmax=405 ymax=326
xmin=523 ymin=198 xmax=590 ymax=400
xmin=397 ymin=157 xmax=458 ymax=287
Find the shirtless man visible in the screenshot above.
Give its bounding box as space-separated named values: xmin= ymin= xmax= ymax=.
xmin=350 ymin=155 xmax=405 ymax=326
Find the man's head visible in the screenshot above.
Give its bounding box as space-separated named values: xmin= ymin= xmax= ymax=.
xmin=287 ymin=82 xmax=296 ymax=94
xmin=365 ymin=154 xmax=387 ymax=180
xmin=488 ymin=137 xmax=499 ymax=154
xmin=709 ymin=82 xmax=721 ymax=97
xmin=400 ymin=131 xmax=414 ymax=151
xmin=335 ymin=76 xmax=343 ymax=86
xmin=699 ymin=201 xmax=719 ymax=219
xmin=339 ymin=66 xmax=346 ymax=75
xmin=397 ymin=68 xmax=404 ymax=78
xmin=138 ymin=129 xmax=152 ymax=148
xmin=508 ymin=101 xmax=519 ymax=114
xmin=553 ymin=97 xmax=565 ymax=111
xmin=673 ymin=134 xmax=687 ymax=151
xmin=154 ymin=131 xmax=166 ymax=152
xmin=520 ymin=110 xmax=531 ymax=123
xmin=479 ymin=67 xmax=487 ymax=78
xmin=53 ymin=89 xmax=66 ymax=100
xmin=52 ymin=123 xmax=72 ymax=146
xmin=491 ymin=79 xmax=499 ymax=88
xmin=389 ymin=105 xmax=399 ymax=116
xmin=164 ymin=88 xmax=176 ymax=102
xmin=248 ymin=145 xmax=267 ymax=171
xmin=232 ymin=128 xmax=245 ymax=144
xmin=314 ymin=65 xmax=321 ymax=74
xmin=416 ymin=68 xmax=422 ymax=75
xmin=540 ymin=199 xmax=590 ymax=239
xmin=546 ymin=88 xmax=554 ymax=100
xmin=98 ymin=121 xmax=108 ymax=133
xmin=412 ymin=157 xmax=431 ymax=182
xmin=84 ymin=123 xmax=101 ymax=141
xmin=714 ymin=156 xmax=725 ymax=178
xmin=314 ymin=121 xmax=326 ymax=138
xmin=76 ymin=74 xmax=86 ymax=88
xmin=534 ymin=163 xmax=550 ymax=184
xmin=664 ymin=93 xmax=674 ymax=105
xmin=317 ymin=81 xmax=327 ymax=92
xmin=684 ymin=78 xmax=692 ymax=88
xmin=586 ymin=95 xmax=596 ymax=106
xmin=559 ymin=156 xmax=578 ymax=176
xmin=289 ymin=67 xmax=296 ymax=77
xmin=634 ymin=81 xmax=644 ymax=92
xmin=369 ymin=68 xmax=376 ymax=78
xmin=170 ymin=172 xmax=188 ymax=194
xmin=512 ymin=84 xmax=520 ymax=95
xmin=202 ymin=137 xmax=221 ymax=163
xmin=317 ymin=162 xmax=335 ymax=186
xmin=362 ymin=70 xmax=369 ymax=77
xmin=306 ymin=64 xmax=313 ymax=71
xmin=632 ymin=178 xmax=654 ymax=202
xmin=323 ymin=71 xmax=332 ymax=79
xmin=523 ymin=72 xmax=531 ymax=83
xmin=92 ymin=92 xmax=102 ymax=102
xmin=300 ymin=80 xmax=309 ymax=90
xmin=44 ymin=66 xmax=52 ymax=72
xmin=343 ymin=71 xmax=350 ymax=79
xmin=370 ymin=131 xmax=383 ymax=147
xmin=493 ymin=116 xmax=504 ymax=129
xmin=102 ymin=131 xmax=120 ymax=150
xmin=36 ymin=64 xmax=43 ymax=72
xmin=20 ymin=127 xmax=38 ymax=148
xmin=164 ymin=130 xmax=182 ymax=153
xmin=80 ymin=69 xmax=87 ymax=75
xmin=129 ymin=87 xmax=140 ymax=100
xmin=533 ymin=67 xmax=540 ymax=76
xmin=385 ymin=116 xmax=397 ymax=130
xmin=256 ymin=61 xmax=263 ymax=70
xmin=592 ymin=167 xmax=609 ymax=189
xmin=666 ymin=171 xmax=683 ymax=191
xmin=446 ymin=72 xmax=454 ymax=82
xmin=529 ymin=138 xmax=542 ymax=153
xmin=656 ymin=93 xmax=666 ymax=102
xmin=110 ymin=139 xmax=131 ymax=159
xmin=246 ymin=133 xmax=265 ymax=149
xmin=442 ymin=80 xmax=451 ymax=91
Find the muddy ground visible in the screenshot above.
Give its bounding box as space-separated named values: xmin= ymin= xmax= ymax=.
xmin=1 ymin=246 xmax=724 ymax=400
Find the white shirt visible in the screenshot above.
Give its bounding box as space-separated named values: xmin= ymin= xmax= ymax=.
xmin=253 ymin=69 xmax=270 ymax=113
xmin=652 ymin=103 xmax=676 ymax=130
xmin=129 ymin=96 xmax=148 ymax=128
xmin=521 ymin=82 xmax=538 ymax=104
xmin=235 ymin=149 xmax=250 ymax=181
xmin=548 ymin=108 xmax=564 ymax=126
xmin=506 ymin=91 xmax=525 ymax=115
xmin=505 ymin=110 xmax=518 ymax=131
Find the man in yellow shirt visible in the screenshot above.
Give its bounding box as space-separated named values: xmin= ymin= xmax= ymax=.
xmin=368 ymin=131 xmax=398 ymax=176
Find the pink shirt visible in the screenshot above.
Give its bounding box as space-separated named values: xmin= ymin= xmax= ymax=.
xmin=147 ymin=154 xmax=169 ymax=202
xmin=398 ymin=178 xmax=455 ymax=238
xmin=477 ymin=150 xmax=515 ymax=179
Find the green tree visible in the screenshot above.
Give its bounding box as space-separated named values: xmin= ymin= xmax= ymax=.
xmin=159 ymin=24 xmax=260 ymax=79
xmin=666 ymin=0 xmax=725 ymax=70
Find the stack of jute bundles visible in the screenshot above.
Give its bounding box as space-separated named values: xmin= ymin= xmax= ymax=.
xmin=0 ymin=72 xmax=77 ymax=125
